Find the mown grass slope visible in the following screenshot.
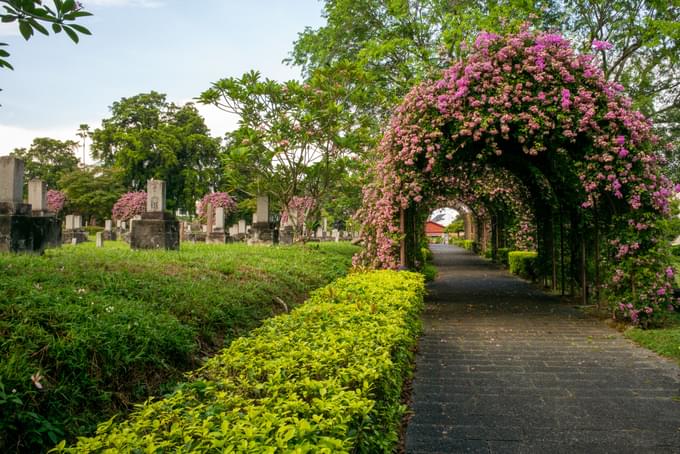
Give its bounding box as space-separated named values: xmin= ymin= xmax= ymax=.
xmin=0 ymin=241 xmax=358 ymax=452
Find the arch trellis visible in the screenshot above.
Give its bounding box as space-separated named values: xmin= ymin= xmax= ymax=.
xmin=355 ymin=29 xmax=677 ymax=325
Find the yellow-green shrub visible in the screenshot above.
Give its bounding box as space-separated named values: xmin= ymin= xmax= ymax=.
xmin=55 ymin=270 xmax=425 ymax=453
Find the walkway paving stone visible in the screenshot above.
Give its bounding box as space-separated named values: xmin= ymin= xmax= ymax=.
xmin=405 ymin=244 xmax=680 ymax=453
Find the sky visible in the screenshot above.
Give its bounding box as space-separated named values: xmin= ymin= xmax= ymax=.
xmin=0 ymin=0 xmax=326 ymax=162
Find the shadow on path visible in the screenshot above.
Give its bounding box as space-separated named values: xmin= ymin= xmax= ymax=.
xmin=405 ymin=244 xmax=680 ymax=453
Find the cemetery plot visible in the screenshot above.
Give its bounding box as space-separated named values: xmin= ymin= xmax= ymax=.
xmin=0 ymin=241 xmax=358 ymax=453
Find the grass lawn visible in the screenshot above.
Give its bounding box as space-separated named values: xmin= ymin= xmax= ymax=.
xmin=0 ymin=241 xmax=358 ymax=452
xmin=625 ymin=313 xmax=680 ymax=364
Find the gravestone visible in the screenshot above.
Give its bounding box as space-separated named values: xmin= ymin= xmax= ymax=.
xmin=96 ymin=231 xmax=104 ymax=248
xmin=0 ymin=157 xmax=34 ymax=252
xmin=249 ymin=195 xmax=273 ymax=245
xmin=333 ymin=229 xmax=340 ymax=242
xmin=103 ymin=219 xmax=117 ymax=241
xmin=27 ymin=178 xmax=61 ymax=248
xmin=207 ymin=205 xmax=228 ymax=243
xmin=63 ymin=213 xmax=87 ymax=244
xmin=130 ymin=180 xmax=179 ymax=250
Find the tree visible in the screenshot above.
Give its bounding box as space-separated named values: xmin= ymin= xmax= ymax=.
xmin=199 ymin=69 xmax=367 ymax=219
xmin=90 ymin=92 xmax=223 ymax=214
xmin=76 ymin=123 xmax=90 ymax=164
xmin=0 ymin=0 xmax=92 ymax=70
xmin=10 ymin=137 xmax=79 ymax=189
xmin=59 ymin=166 xmax=124 ymax=224
xmin=288 ymin=0 xmax=556 ymax=132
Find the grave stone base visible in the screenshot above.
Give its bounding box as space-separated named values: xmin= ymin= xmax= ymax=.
xmin=33 ymin=216 xmax=62 ymax=249
xmin=279 ymin=226 xmax=294 ymax=245
xmin=0 ymin=202 xmax=36 ymax=253
xmin=63 ymin=229 xmax=87 ymax=244
xmin=103 ymin=231 xmax=117 ymax=241
xmin=248 ymin=222 xmax=274 ymax=245
xmin=206 ymin=231 xmax=229 ymax=244
xmin=130 ymin=211 xmax=179 ymax=250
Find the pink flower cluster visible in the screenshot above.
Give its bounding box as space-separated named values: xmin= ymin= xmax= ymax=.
xmin=112 ymin=191 xmax=147 ymax=221
xmin=281 ymin=196 xmax=316 ymax=228
xmin=46 ymin=189 xmax=66 ymax=214
xmin=197 ymin=192 xmax=237 ymax=220
xmin=354 ymin=28 xmax=676 ymax=317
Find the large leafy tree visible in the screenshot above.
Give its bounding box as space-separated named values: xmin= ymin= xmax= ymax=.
xmin=199 ymin=69 xmax=368 ymax=213
xmin=10 ymin=137 xmax=80 ymax=189
xmin=289 ymin=0 xmax=679 ymax=176
xmin=0 ymin=0 xmax=92 ymax=70
xmin=58 ymin=166 xmax=125 ymax=224
xmin=90 ymin=92 xmax=223 ymax=214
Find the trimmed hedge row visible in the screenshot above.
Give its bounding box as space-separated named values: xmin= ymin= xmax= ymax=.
xmin=508 ymin=251 xmax=538 ymax=280
xmin=452 ymin=239 xmax=476 ymax=251
xmin=56 ymin=270 xmax=425 ymax=453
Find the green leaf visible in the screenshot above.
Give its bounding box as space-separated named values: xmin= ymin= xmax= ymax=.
xmin=63 ymin=26 xmax=79 ymax=43
xmin=18 ymin=20 xmax=33 ymax=40
xmin=68 ymin=24 xmax=91 ymax=35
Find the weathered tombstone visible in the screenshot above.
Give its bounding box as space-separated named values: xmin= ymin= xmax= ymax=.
xmin=103 ymin=219 xmax=116 ymax=241
xmin=96 ymin=231 xmax=104 ymax=248
xmin=71 ymin=238 xmax=77 ymax=246
xmin=333 ymin=228 xmax=340 ymax=242
xmin=130 ymin=179 xmax=179 ymax=250
xmin=27 ymin=178 xmax=61 ymax=247
xmin=249 ymin=195 xmax=273 ymax=245
xmin=207 ymin=205 xmax=228 ymax=243
xmin=206 ymin=203 xmax=214 ymax=234
xmin=63 ymin=213 xmax=87 ymax=244
xmin=28 ymin=179 xmax=47 ymax=214
xmin=323 ymin=218 xmax=328 ymax=232
xmin=316 ymin=226 xmax=323 ymax=238
xmin=0 ymin=157 xmax=36 ymax=252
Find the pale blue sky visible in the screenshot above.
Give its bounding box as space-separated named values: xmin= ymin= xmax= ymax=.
xmin=0 ymin=0 xmax=325 ymax=158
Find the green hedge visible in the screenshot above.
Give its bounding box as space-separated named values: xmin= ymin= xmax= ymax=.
xmin=56 ymin=270 xmax=425 ymax=453
xmin=508 ymin=251 xmax=538 ymax=280
xmin=452 ymin=239 xmax=476 ymax=251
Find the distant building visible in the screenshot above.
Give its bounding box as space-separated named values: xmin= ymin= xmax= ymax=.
xmin=425 ymin=220 xmax=446 ymax=238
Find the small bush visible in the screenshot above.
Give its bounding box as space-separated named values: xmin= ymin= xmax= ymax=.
xmin=508 ymin=251 xmax=538 ymax=280
xmin=671 ymin=244 xmax=680 ymax=257
xmin=421 ymin=263 xmax=438 ymax=282
xmin=56 ymin=270 xmax=425 ymax=453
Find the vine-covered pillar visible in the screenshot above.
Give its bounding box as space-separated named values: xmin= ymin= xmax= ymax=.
xmin=399 ymin=208 xmax=406 ymax=268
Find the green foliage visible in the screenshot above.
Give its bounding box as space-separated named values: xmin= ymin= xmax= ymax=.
xmin=508 ymin=251 xmax=538 ymax=281
xmin=0 ymin=242 xmax=357 ymax=452
xmin=452 ymin=239 xmax=476 ymax=252
xmin=90 ymin=92 xmax=223 ymax=215
xmin=58 ymin=167 xmax=125 ymax=224
xmin=0 ymin=0 xmax=92 ymax=70
xmin=56 ymin=270 xmax=424 ymax=453
xmin=420 ymin=263 xmax=438 ymax=282
xmin=199 ymin=69 xmax=370 ymax=224
xmin=420 ymin=246 xmax=433 ymax=263
xmin=497 ymin=248 xmax=510 ymax=266
xmin=82 ymin=225 xmax=103 ymax=236
xmin=10 ymin=137 xmax=80 ymax=190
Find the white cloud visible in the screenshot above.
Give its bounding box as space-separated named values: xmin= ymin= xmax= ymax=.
xmin=0 ymin=123 xmax=95 ymax=164
xmin=192 ymin=102 xmax=239 ymax=138
xmin=86 ymin=0 xmax=165 ymax=7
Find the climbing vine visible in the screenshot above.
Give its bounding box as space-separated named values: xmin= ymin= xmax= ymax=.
xmin=355 ymin=28 xmax=677 ymax=324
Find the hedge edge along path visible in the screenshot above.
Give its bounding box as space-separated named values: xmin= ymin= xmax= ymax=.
xmin=54 ymin=270 xmax=425 ymax=453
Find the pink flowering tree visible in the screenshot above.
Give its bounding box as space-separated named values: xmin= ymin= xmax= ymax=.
xmin=355 ymin=28 xmax=677 ymax=325
xmin=46 ymin=189 xmax=66 ymax=214
xmin=112 ymin=191 xmax=147 ymax=221
xmin=281 ymin=196 xmax=316 ymax=240
xmin=197 ymin=192 xmax=238 ymax=223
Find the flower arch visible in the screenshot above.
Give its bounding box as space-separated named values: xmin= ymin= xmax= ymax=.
xmin=355 ymin=29 xmax=677 ymax=324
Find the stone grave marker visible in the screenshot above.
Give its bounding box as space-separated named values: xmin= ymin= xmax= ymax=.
xmin=130 ymin=179 xmax=179 ymax=250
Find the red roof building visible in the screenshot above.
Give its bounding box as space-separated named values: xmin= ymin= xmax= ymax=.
xmin=425 ymin=221 xmax=446 ymax=237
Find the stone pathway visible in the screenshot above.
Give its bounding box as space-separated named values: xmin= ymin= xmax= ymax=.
xmin=405 ymin=244 xmax=680 ymax=453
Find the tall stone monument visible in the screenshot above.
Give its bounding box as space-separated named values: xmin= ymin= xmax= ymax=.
xmin=249 ymin=195 xmax=273 ymax=245
xmin=0 ymin=158 xmax=61 ymax=253
xmin=103 ymin=219 xmax=117 ymax=241
xmin=27 ymin=178 xmax=61 ymax=247
xmin=207 ymin=205 xmax=228 ymax=243
xmin=130 ymin=179 xmax=179 ymax=250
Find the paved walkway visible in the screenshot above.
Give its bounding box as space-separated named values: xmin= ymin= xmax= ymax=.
xmin=405 ymin=244 xmax=680 ymax=453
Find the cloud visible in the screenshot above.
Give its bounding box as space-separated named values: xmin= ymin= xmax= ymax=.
xmin=86 ymin=0 xmax=165 ymax=8
xmin=0 ymin=123 xmax=94 ymax=163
